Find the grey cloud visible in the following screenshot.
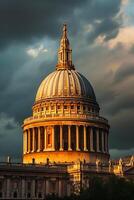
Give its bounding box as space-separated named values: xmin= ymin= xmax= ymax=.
xmin=0 ymin=0 xmax=122 ymax=49
xmin=109 ymin=109 xmax=134 ymax=150
xmin=114 ymin=63 xmax=134 ymax=83
xmin=129 ymin=45 xmax=134 ymax=54
xmin=0 ymin=0 xmax=87 ymax=49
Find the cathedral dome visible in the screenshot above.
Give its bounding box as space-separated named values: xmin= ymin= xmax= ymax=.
xmin=23 ymin=24 xmax=109 ymax=165
xmin=35 ymin=69 xmax=96 ymax=102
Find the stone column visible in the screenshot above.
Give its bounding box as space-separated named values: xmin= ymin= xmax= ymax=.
xmin=90 ymin=127 xmax=94 ymax=151
xmin=21 ymin=179 xmax=26 ymax=199
xmin=60 ymin=125 xmax=63 ymax=151
xmin=26 ymin=130 xmax=29 ymax=152
xmin=28 ymin=129 xmax=31 ymax=153
xmin=44 ymin=127 xmax=47 ymax=151
xmin=76 ymin=126 xmax=80 ymax=151
xmin=37 ymin=127 xmax=41 ymax=152
xmin=32 ymin=128 xmax=35 ymax=152
xmin=31 ymin=180 xmax=35 ymax=199
xmin=43 ymin=180 xmax=46 ymax=196
xmin=104 ymin=132 xmax=107 ymax=153
xmin=84 ymin=126 xmax=88 ymax=151
xmin=23 ymin=131 xmax=26 ymax=154
xmin=6 ymin=178 xmax=10 ymax=198
xmin=105 ymin=132 xmax=108 ymax=153
xmin=58 ymin=180 xmax=62 ymax=198
xmin=101 ymin=130 xmax=105 ymax=153
xmin=67 ymin=182 xmax=71 ymax=197
xmin=52 ymin=126 xmax=55 ymax=151
xmin=46 ymin=180 xmax=49 ymax=195
xmin=68 ymin=125 xmax=72 ymax=151
xmin=96 ymin=128 xmax=100 ymax=152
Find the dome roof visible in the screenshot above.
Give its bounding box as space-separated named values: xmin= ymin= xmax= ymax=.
xmin=35 ymin=25 xmax=97 ymax=103
xmin=35 ymin=69 xmax=96 ymax=102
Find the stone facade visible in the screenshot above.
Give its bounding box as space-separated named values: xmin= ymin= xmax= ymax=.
xmin=0 ymin=161 xmax=111 ymax=199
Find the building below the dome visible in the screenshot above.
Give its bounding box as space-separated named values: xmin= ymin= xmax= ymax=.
xmin=0 ymin=25 xmax=133 ymax=199
xmin=0 ymin=156 xmax=133 ymax=199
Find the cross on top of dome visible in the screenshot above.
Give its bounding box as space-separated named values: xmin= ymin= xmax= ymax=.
xmin=56 ymin=24 xmax=75 ymax=70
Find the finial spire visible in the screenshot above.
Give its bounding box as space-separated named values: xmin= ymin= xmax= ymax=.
xmin=56 ymin=24 xmax=75 ymax=70
xmin=63 ymin=24 xmax=67 ymax=37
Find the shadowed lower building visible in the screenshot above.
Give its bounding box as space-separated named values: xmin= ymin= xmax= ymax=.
xmin=0 ymin=25 xmax=133 ymax=199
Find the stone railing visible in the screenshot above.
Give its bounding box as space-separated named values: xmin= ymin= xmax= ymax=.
xmin=0 ymin=162 xmax=67 ymax=172
xmin=24 ymin=113 xmax=108 ymax=124
xmin=67 ymin=163 xmax=110 ymax=173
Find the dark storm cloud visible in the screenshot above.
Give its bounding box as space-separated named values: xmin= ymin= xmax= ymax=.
xmin=82 ymin=0 xmax=122 ymax=42
xmin=114 ymin=62 xmax=134 ymax=83
xmin=0 ymin=50 xmax=55 ymax=124
xmin=0 ymin=0 xmax=86 ymax=49
xmin=109 ymin=110 xmax=134 ymax=150
xmin=0 ymin=0 xmax=122 ymax=49
xmin=4 ymin=122 xmax=16 ymax=130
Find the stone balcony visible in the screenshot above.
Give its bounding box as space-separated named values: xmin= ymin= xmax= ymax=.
xmin=24 ymin=113 xmax=108 ymax=125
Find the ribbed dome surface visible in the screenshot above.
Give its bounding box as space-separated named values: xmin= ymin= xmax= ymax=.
xmin=35 ymin=69 xmax=96 ymax=102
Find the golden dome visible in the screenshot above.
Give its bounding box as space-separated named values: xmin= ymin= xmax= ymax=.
xmin=23 ymin=25 xmax=109 ymax=165
xmin=35 ymin=24 xmax=96 ymax=103
xmin=35 ymin=69 xmax=96 ymax=102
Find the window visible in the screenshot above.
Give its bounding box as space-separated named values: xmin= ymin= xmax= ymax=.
xmin=71 ymin=105 xmax=74 ymax=109
xmin=41 ymin=107 xmax=44 ymax=111
xmin=64 ymin=105 xmax=67 ymax=109
xmin=57 ymin=105 xmax=61 ymax=109
xmin=38 ymin=193 xmax=42 ymax=198
xmin=83 ymin=105 xmax=86 ymax=110
xmin=46 ymin=106 xmax=49 ymax=110
xmin=13 ymin=192 xmax=17 ymax=198
xmin=48 ymin=134 xmax=51 ymax=145
xmin=0 ymin=182 xmax=2 ymax=190
xmin=0 ymin=192 xmax=2 ymax=198
xmin=51 ymin=106 xmax=54 ymax=110
xmin=77 ymin=105 xmax=80 ymax=110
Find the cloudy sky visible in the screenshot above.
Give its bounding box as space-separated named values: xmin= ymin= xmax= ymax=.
xmin=0 ymin=0 xmax=134 ymax=161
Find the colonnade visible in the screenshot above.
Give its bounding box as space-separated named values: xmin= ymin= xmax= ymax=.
xmin=23 ymin=125 xmax=109 ymax=154
xmin=2 ymin=178 xmax=68 ymax=199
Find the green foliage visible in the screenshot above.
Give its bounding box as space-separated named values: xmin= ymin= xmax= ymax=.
xmin=45 ymin=176 xmax=134 ymax=200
